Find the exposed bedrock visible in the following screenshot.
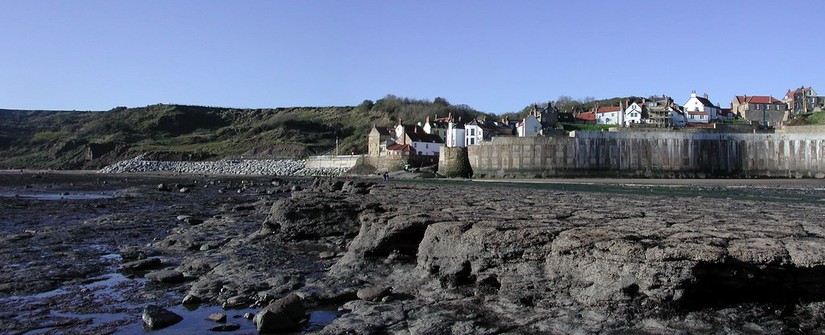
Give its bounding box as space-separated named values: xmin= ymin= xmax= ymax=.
xmin=265 ymin=181 xmax=825 ymax=332
xmin=293 ymin=185 xmax=825 ymax=333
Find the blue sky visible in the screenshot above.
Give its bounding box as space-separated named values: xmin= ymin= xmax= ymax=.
xmin=2 ymin=1 xmax=823 ymax=114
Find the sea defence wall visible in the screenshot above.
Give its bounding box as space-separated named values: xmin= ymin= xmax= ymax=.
xmin=305 ymin=155 xmax=363 ymax=169
xmin=466 ymin=132 xmax=825 ymax=178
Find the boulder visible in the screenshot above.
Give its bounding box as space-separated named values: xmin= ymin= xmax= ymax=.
xmin=142 ymin=305 xmax=182 ymax=329
xmin=356 ymin=286 xmax=392 ymax=302
xmin=121 ymin=257 xmax=162 ymax=271
xmin=253 ymin=294 xmax=306 ymax=333
xmin=206 ymin=312 xmax=227 ymax=323
xmin=145 ymin=270 xmax=185 ymax=283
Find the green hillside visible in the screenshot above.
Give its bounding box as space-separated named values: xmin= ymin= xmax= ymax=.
xmin=0 ymin=96 xmax=489 ymax=169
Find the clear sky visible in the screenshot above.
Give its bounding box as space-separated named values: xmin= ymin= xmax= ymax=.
xmin=2 ymin=1 xmax=824 ymax=114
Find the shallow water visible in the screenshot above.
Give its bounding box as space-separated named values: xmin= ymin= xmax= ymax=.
xmin=0 ymin=190 xmax=118 ymax=200
xmin=115 ymin=304 xmax=341 ymax=334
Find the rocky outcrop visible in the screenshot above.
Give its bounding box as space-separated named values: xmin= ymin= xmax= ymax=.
xmin=308 ymin=182 xmax=825 ymax=333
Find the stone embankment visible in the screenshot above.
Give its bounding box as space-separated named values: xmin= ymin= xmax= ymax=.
xmin=98 ymin=155 xmax=347 ymax=176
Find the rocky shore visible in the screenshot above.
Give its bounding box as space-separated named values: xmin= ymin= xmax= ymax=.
xmin=98 ymin=154 xmax=347 ymax=177
xmin=2 ymin=172 xmax=825 ymax=334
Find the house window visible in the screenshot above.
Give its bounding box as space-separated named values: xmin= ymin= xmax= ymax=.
xmin=425 ymin=143 xmax=429 ymax=149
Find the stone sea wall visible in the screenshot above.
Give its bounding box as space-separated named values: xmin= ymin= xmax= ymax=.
xmin=465 ymin=132 xmax=825 ymax=178
xmin=98 ymin=155 xmax=346 ymax=176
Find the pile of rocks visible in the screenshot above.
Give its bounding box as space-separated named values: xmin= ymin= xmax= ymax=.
xmin=98 ymin=155 xmax=347 ymax=177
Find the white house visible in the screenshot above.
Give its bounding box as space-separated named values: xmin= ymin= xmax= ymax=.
xmin=464 ymin=120 xmax=485 ymax=146
xmin=684 ymin=91 xmax=721 ymax=121
xmin=686 ymin=111 xmax=709 ymax=124
xmin=624 ymin=102 xmax=644 ymax=126
xmin=516 ymin=114 xmax=541 ymax=137
xmin=422 ymin=115 xmax=449 ymax=140
xmin=595 ymin=106 xmax=622 ymax=125
xmin=446 ymin=121 xmax=465 ymax=148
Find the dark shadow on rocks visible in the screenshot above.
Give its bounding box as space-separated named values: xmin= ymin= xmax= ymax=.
xmin=679 ymin=261 xmax=825 ymax=310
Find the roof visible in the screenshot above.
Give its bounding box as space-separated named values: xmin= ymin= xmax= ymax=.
xmin=406 ymin=131 xmax=444 ymax=143
xmin=386 ymin=144 xmax=413 ymax=151
xmin=734 ymin=95 xmax=783 ymax=104
xmin=695 ymin=96 xmax=717 ymax=108
xmin=596 ymin=106 xmax=622 ymax=113
xmin=403 ymin=125 xmax=426 ymax=134
xmin=576 ymin=112 xmax=596 ymax=121
xmin=465 ymin=119 xmax=498 ymax=131
xmin=785 ymin=87 xmax=812 ymax=100
xmin=373 ymin=127 xmax=393 ymax=136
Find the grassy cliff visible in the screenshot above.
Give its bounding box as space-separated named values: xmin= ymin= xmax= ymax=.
xmin=0 ymin=96 xmax=489 ymax=169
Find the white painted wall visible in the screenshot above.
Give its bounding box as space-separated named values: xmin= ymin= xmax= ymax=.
xmin=517 ymin=115 xmax=542 ymax=137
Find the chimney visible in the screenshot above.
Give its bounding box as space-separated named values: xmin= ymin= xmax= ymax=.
xmin=703 ymin=93 xmax=709 ymax=99
xmin=691 ymin=90 xmax=697 ymax=98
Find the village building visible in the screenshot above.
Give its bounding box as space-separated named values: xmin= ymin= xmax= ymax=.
xmin=367 ymin=125 xmax=396 ymax=157
xmin=516 ymin=114 xmax=541 ymax=137
xmin=731 ymin=95 xmax=788 ymax=127
xmin=684 ymin=91 xmax=721 ymax=121
xmin=783 ymin=86 xmax=823 ymax=115
xmin=575 ymin=111 xmax=596 ymax=124
xmin=395 ymin=122 xmax=444 ymax=156
xmin=421 ymin=115 xmax=450 ymax=140
xmin=645 ymin=96 xmax=685 ymax=127
xmin=623 ymin=101 xmax=645 ymax=126
xmin=445 ymin=120 xmax=465 ymax=147
xmin=595 ymin=106 xmax=622 ymax=125
xmin=464 ymin=119 xmax=512 ymax=146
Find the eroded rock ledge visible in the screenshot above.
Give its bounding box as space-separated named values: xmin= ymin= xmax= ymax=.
xmin=278 ymin=180 xmax=825 ymax=334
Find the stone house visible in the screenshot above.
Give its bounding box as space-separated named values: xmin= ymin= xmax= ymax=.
xmin=783 ymin=86 xmax=822 ymax=115
xmin=368 ymin=125 xmax=395 ymax=157
xmin=731 ymin=95 xmax=788 ymax=127
xmin=645 ymin=96 xmax=685 ymax=127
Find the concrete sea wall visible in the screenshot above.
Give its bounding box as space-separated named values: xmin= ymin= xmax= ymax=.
xmin=305 ymin=155 xmax=363 ymax=169
xmin=465 ymin=132 xmax=825 ymax=178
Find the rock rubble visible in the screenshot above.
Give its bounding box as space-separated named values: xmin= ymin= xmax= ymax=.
xmin=98 ymin=154 xmax=347 ymax=177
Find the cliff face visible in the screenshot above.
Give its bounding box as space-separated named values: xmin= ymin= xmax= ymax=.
xmin=266 ymin=180 xmax=825 ymax=333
